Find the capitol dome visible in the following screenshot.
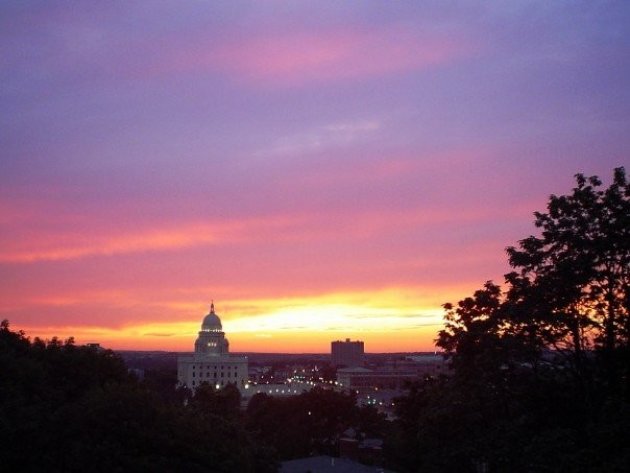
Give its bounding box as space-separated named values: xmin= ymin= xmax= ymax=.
xmin=201 ymin=303 xmax=222 ymax=331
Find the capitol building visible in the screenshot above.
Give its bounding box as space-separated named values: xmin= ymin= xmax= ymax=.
xmin=177 ymin=303 xmax=248 ymax=392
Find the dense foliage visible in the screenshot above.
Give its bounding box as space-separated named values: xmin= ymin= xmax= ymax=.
xmin=245 ymin=387 xmax=386 ymax=460
xmin=387 ymin=168 xmax=630 ymax=472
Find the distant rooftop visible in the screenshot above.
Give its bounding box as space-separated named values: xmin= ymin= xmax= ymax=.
xmin=280 ymin=455 xmax=395 ymax=473
xmin=337 ymin=367 xmax=373 ymax=373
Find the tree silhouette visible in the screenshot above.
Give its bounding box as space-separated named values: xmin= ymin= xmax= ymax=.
xmin=505 ymin=167 xmax=629 ymax=394
xmin=395 ymin=168 xmax=630 ymax=473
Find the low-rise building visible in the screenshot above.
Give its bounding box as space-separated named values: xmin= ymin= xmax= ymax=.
xmin=337 ymin=366 xmax=417 ymax=390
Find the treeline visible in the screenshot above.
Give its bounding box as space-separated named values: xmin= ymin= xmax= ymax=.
xmin=245 ymin=388 xmax=386 ymax=459
xmin=386 ymin=168 xmax=630 ymax=472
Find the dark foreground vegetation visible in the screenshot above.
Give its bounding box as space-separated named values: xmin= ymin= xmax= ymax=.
xmin=1 ymin=168 xmax=628 ymax=472
xmin=387 ymin=168 xmax=629 ymax=472
xmin=0 ymin=322 xmax=278 ymax=472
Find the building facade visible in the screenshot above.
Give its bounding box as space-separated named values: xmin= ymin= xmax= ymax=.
xmin=337 ymin=355 xmax=446 ymax=390
xmin=337 ymin=367 xmax=417 ymax=390
xmin=331 ymin=338 xmax=364 ymax=367
xmin=177 ymin=303 xmax=248 ymax=392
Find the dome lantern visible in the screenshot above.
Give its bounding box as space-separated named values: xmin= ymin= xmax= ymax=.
xmin=201 ymin=302 xmax=222 ymax=332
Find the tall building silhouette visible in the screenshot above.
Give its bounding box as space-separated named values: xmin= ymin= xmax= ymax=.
xmin=177 ymin=303 xmax=248 ymax=391
xmin=331 ymin=338 xmax=364 ymax=367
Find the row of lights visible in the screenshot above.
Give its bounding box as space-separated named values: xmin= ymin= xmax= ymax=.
xmin=286 ymin=378 xmax=344 ymax=388
xmin=254 ymin=388 xmax=300 ymax=395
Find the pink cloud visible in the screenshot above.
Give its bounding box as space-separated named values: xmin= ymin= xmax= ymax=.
xmin=0 ymin=215 xmax=302 ymax=263
xmin=164 ymin=25 xmax=475 ymax=86
xmin=0 ymin=148 xmax=527 ymax=266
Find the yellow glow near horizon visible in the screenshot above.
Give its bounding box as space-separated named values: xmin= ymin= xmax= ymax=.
xmin=226 ymin=303 xmax=442 ymax=333
xmin=12 ymin=286 xmax=467 ymax=352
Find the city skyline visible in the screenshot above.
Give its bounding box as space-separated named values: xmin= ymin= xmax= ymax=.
xmin=1 ymin=2 xmax=629 ymax=352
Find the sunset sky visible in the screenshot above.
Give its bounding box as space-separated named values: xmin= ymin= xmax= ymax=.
xmin=1 ymin=1 xmax=629 ymax=353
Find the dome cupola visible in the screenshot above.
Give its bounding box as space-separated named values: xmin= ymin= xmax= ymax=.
xmin=201 ymin=302 xmax=222 ymax=331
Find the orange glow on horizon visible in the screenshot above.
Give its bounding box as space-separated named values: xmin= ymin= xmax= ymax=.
xmin=8 ymin=285 xmax=473 ymax=353
xmin=12 ymin=323 xmax=442 ymax=354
